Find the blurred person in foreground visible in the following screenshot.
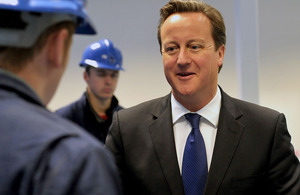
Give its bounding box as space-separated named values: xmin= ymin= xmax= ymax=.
xmin=56 ymin=39 xmax=124 ymax=143
xmin=105 ymin=0 xmax=300 ymax=194
xmin=0 ymin=0 xmax=122 ymax=194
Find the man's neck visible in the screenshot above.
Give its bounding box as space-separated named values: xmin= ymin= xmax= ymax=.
xmin=86 ymin=90 xmax=111 ymax=115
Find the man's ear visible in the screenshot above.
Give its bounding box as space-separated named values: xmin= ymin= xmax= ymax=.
xmin=217 ymin=44 xmax=225 ymax=67
xmin=83 ymin=70 xmax=89 ymax=83
xmin=47 ymin=28 xmax=69 ymax=68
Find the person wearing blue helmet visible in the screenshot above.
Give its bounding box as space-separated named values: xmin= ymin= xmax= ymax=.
xmin=0 ymin=1 xmax=122 ymax=194
xmin=56 ymin=39 xmax=124 ymax=143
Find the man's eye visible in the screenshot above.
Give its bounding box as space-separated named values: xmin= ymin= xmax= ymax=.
xmin=111 ymin=73 xmax=119 ymax=78
xmin=189 ymin=45 xmax=203 ymax=51
xmin=166 ymin=47 xmax=175 ymax=52
xmin=97 ymin=73 xmax=106 ymax=77
xmin=164 ymin=46 xmax=178 ymax=54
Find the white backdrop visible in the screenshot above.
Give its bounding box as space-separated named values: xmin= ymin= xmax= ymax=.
xmin=48 ymin=0 xmax=300 ymax=156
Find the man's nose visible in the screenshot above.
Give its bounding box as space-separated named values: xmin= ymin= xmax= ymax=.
xmin=177 ymin=49 xmax=192 ymax=66
xmin=104 ymin=74 xmax=114 ymax=83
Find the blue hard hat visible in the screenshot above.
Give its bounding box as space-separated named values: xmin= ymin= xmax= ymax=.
xmin=0 ymin=0 xmax=96 ymax=47
xmin=0 ymin=0 xmax=96 ymax=35
xmin=80 ymin=39 xmax=124 ymax=71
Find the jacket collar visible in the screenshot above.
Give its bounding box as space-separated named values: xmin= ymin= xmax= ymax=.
xmin=0 ymin=69 xmax=44 ymax=107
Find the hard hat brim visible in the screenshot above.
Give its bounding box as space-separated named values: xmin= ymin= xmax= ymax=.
xmin=0 ymin=0 xmax=97 ymax=35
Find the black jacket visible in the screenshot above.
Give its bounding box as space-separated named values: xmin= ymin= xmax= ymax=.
xmin=106 ymin=90 xmax=300 ymax=195
xmin=56 ymin=93 xmax=123 ymax=143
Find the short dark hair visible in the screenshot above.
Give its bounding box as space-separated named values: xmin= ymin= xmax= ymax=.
xmin=85 ymin=66 xmax=92 ymax=75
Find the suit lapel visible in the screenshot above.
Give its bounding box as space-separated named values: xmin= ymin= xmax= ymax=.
xmin=148 ymin=94 xmax=185 ymax=195
xmin=205 ymin=90 xmax=245 ymax=194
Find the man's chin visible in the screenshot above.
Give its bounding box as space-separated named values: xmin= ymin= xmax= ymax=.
xmin=98 ymin=94 xmax=113 ymax=101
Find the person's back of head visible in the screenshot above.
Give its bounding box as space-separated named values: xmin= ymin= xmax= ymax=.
xmin=0 ymin=0 xmax=97 ymax=105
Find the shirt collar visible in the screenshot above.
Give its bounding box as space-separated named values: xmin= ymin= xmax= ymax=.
xmin=171 ymin=87 xmax=221 ymax=128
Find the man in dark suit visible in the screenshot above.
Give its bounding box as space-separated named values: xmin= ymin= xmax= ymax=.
xmin=105 ymin=0 xmax=300 ymax=194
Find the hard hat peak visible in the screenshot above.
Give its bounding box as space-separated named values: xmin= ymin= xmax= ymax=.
xmin=0 ymin=0 xmax=96 ymax=47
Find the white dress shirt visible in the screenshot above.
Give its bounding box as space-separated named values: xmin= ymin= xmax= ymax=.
xmin=171 ymin=87 xmax=221 ymax=174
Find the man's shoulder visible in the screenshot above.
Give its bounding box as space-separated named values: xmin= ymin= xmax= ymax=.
xmin=0 ymin=105 xmax=118 ymax=195
xmin=0 ymin=99 xmax=108 ymax=167
xmin=43 ymin=109 xmax=102 ymax=147
xmin=55 ymin=94 xmax=87 ymax=116
xmin=221 ymin=90 xmax=281 ymax=120
xmin=2 ymin=96 xmax=99 ymax=147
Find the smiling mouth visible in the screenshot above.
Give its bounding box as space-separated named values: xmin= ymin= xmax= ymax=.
xmin=177 ymin=72 xmax=194 ymax=76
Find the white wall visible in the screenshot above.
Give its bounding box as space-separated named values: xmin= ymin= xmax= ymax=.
xmin=48 ymin=0 xmax=300 ymax=156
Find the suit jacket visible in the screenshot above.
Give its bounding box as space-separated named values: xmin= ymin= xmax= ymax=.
xmin=106 ymin=89 xmax=300 ymax=195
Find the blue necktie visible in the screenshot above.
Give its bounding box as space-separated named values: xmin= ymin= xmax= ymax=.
xmin=182 ymin=113 xmax=208 ymax=195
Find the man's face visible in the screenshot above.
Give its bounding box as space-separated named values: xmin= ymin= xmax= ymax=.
xmin=161 ymin=12 xmax=224 ymax=106
xmin=84 ymin=67 xmax=119 ymax=101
